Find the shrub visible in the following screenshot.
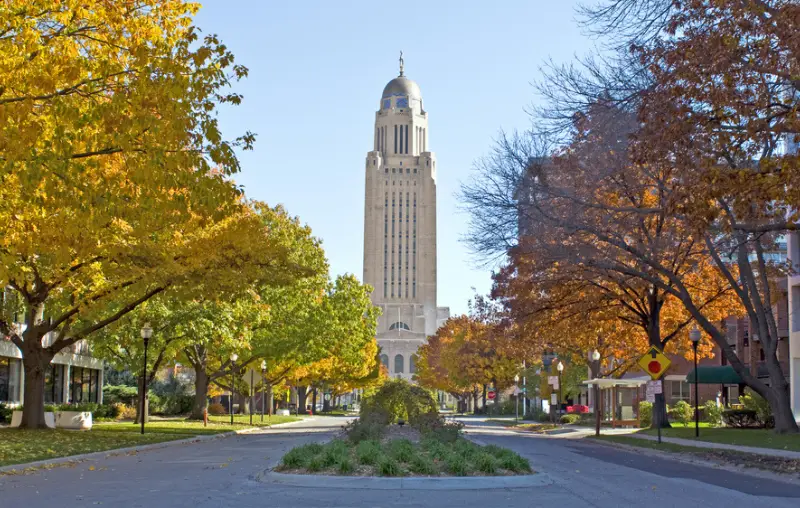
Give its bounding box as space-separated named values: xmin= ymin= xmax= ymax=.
xmin=638 ymin=401 xmax=653 ymax=428
xmin=703 ymin=400 xmax=723 ymax=427
xmin=722 ymin=409 xmax=760 ymax=428
xmin=103 ymin=384 xmax=138 ymax=405
xmin=740 ymin=390 xmax=773 ymax=428
xmin=524 ymin=408 xmax=549 ymax=422
xmin=421 ymin=438 xmax=449 ymax=461
xmin=345 ymin=419 xmax=385 ymax=443
xmin=452 ymin=439 xmax=479 ymax=461
xmin=559 ymin=414 xmax=580 ymax=425
xmin=377 ymin=456 xmax=402 ymax=476
xmin=360 ymin=379 xmax=437 ymax=424
xmin=115 ymin=403 xmax=137 ymax=420
xmin=409 ymin=454 xmax=437 ymax=475
xmin=0 ymin=402 xmax=12 ymax=423
xmin=474 ymin=453 xmax=498 ymax=474
xmin=566 ymin=404 xmax=590 ymax=414
xmin=669 ymin=400 xmax=693 ymax=427
xmin=356 ymin=440 xmax=382 ymax=465
xmin=207 ymin=403 xmax=226 ymax=416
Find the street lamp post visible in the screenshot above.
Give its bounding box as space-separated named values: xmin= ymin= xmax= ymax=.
xmin=140 ymin=323 xmax=153 ymax=435
xmin=261 ymin=360 xmax=267 ymax=423
xmin=591 ymin=349 xmax=601 ymax=437
xmin=514 ymin=374 xmax=520 ymax=424
xmin=556 ymin=361 xmax=564 ymax=417
xmin=229 ymin=353 xmax=238 ymax=425
xmin=690 ymin=327 xmax=701 ymax=437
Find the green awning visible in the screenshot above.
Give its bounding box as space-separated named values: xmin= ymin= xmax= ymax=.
xmin=686 ymin=366 xmax=743 ymax=384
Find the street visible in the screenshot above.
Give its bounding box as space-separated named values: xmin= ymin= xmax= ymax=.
xmin=1 ymin=417 xmax=798 ymax=507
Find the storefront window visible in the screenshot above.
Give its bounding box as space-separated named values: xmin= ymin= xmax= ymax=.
xmin=69 ymin=367 xmax=100 ymax=403
xmin=44 ymin=364 xmax=64 ymax=404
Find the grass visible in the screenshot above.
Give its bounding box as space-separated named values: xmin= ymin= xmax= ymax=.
xmin=276 ymin=437 xmax=534 ymax=477
xmin=0 ymin=414 xmax=302 ymax=469
xmin=0 ymin=429 xmax=191 ymax=468
xmin=638 ymin=426 xmax=800 ymax=452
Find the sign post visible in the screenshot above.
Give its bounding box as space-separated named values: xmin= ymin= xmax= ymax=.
xmin=638 ymin=347 xmax=671 ymax=444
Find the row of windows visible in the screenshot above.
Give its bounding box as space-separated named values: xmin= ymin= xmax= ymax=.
xmin=383 ymin=191 xmax=417 ymax=299
xmin=0 ymin=358 xmax=100 ymax=404
xmin=394 ymin=124 xmax=409 ymax=154
xmin=386 ymin=167 xmax=418 ymax=174
xmin=379 ymin=353 xmax=417 ymax=374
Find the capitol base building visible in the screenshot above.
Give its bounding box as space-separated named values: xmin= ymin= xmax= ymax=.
xmin=362 ymin=58 xmax=449 ymax=380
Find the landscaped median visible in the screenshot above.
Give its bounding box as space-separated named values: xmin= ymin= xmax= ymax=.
xmin=0 ymin=415 xmax=302 ymax=469
xmin=271 ymin=379 xmax=535 ymax=481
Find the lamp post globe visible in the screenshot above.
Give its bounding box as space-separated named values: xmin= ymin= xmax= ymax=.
xmin=690 ymin=328 xmax=701 ymax=437
xmin=140 ymin=323 xmax=153 ymax=435
xmin=229 ymin=353 xmax=238 ymax=425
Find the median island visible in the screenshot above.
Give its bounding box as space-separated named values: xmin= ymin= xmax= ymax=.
xmin=274 ymin=380 xmax=533 ymax=477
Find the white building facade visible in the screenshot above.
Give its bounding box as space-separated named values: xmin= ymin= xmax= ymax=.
xmin=787 ymin=133 xmax=800 ymax=421
xmin=362 ymin=57 xmax=449 ymax=380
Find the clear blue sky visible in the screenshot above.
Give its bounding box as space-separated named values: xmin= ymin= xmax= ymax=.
xmin=194 ymin=1 xmax=594 ymax=315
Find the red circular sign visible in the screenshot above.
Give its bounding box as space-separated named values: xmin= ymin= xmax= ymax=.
xmin=648 ymin=361 xmax=662 ymax=374
xmin=487 ymin=391 xmax=496 ymax=400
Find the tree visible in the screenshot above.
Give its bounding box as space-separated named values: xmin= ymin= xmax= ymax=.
xmin=415 ymin=314 xmax=517 ymax=413
xmin=0 ymin=1 xmax=259 ymax=428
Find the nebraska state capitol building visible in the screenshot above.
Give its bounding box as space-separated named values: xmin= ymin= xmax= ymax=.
xmin=362 ymin=55 xmax=450 ymax=380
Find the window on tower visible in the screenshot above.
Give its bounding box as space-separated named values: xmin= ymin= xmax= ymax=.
xmin=383 ymin=99 xmax=391 ymax=109
xmin=396 ymin=97 xmax=408 ymax=108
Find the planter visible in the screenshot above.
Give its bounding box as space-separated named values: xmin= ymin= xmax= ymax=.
xmin=55 ymin=411 xmax=93 ymax=430
xmin=10 ymin=411 xmax=56 ymax=429
xmin=276 ymin=409 xmax=291 ymax=416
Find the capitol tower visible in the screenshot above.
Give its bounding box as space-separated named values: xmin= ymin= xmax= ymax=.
xmin=362 ymin=54 xmax=449 ymax=380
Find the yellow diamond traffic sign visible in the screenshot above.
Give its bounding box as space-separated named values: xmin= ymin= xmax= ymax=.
xmin=638 ymin=346 xmax=671 ymax=380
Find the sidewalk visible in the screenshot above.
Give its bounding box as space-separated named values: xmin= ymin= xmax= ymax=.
xmin=622 ymin=432 xmax=800 ymax=460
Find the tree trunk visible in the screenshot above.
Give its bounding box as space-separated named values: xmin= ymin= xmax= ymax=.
xmin=268 ymin=385 xmax=273 ymax=416
xmin=764 ymin=363 xmax=798 ymax=433
xmin=237 ymin=391 xmax=250 ymax=415
xmin=482 ymin=384 xmax=487 ymax=410
xmin=312 ymin=387 xmax=318 ymax=413
xmin=472 ymin=390 xmax=479 ymax=414
xmin=190 ymin=368 xmax=209 ymax=420
xmin=20 ymin=348 xmax=52 ymax=429
xmin=135 ymin=375 xmax=150 ymax=425
xmin=297 ymin=386 xmax=308 ymax=414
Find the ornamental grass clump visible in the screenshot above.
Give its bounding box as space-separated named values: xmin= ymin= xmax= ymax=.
xmin=474 ymin=452 xmax=498 ymax=474
xmin=498 ymin=453 xmax=532 ymax=473
xmin=445 ymin=453 xmax=469 ymax=476
xmin=378 ymin=456 xmax=403 ymax=477
xmin=388 ymin=438 xmax=415 ymax=463
xmin=356 ymin=440 xmax=382 ymax=466
xmin=337 ymin=457 xmax=355 ymax=474
xmin=409 ymin=454 xmax=438 ymax=475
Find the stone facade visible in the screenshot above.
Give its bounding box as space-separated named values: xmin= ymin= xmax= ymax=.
xmin=362 ymin=61 xmax=449 ymax=380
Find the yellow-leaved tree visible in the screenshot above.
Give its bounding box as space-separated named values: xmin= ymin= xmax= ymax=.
xmin=0 ymin=1 xmax=270 ymax=428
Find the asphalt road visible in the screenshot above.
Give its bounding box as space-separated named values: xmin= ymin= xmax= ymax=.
xmin=1 ymin=416 xmax=798 ymax=507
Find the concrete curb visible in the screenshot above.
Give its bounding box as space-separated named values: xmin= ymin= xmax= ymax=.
xmin=256 ymin=471 xmax=553 ymax=490
xmin=0 ymin=418 xmax=309 ymax=475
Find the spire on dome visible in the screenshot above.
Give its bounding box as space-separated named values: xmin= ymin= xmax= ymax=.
xmin=399 ymin=51 xmax=404 ymax=77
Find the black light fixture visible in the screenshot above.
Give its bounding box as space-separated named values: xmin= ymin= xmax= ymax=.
xmin=690 ymin=327 xmax=701 ymax=438
xmin=140 ymin=322 xmax=153 ymax=435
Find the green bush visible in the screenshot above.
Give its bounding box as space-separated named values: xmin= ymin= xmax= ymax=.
xmin=703 ymin=400 xmax=723 ymax=427
xmin=722 ymin=409 xmax=760 ymax=428
xmin=281 ymin=446 xmax=312 ymax=469
xmin=638 ymin=401 xmax=653 ymax=428
xmin=307 ymin=455 xmax=325 ymax=472
xmin=559 ymin=414 xmax=580 ymax=425
xmin=0 ymin=402 xmax=12 ymax=423
xmin=103 ymin=384 xmax=138 ymax=405
xmin=377 ymin=456 xmax=402 ymax=476
xmin=360 ymin=379 xmax=437 ymax=424
xmin=321 ymin=440 xmax=349 ymax=467
xmin=498 ymin=453 xmax=532 ymax=473
xmin=669 ymin=400 xmax=693 ymax=427
xmin=345 ymin=419 xmax=385 ymax=443
xmin=740 ymin=390 xmax=773 ymax=428
xmin=207 ymin=403 xmax=226 ymax=416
